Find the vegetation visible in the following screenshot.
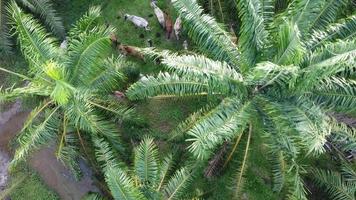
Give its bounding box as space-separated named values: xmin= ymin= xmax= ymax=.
xmin=0 ymin=0 xmax=64 ymax=54
xmin=0 ymin=0 xmax=355 ymax=199
xmin=0 ymin=2 xmax=135 ymax=177
xmin=90 ymin=137 xmax=195 ymax=200
xmin=127 ymin=0 xmax=356 ymax=199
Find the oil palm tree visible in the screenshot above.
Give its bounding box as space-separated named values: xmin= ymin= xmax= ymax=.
xmin=0 ymin=0 xmax=64 ymax=54
xmin=127 ymin=0 xmax=356 ymax=198
xmin=87 ymin=136 xmax=195 ymax=200
xmin=0 ymin=2 xmax=133 ymax=177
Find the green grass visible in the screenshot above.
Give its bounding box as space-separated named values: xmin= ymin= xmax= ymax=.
xmin=5 ymin=163 xmax=58 ymax=200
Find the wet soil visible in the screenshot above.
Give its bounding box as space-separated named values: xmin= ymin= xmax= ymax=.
xmin=0 ymin=102 xmax=99 ymax=199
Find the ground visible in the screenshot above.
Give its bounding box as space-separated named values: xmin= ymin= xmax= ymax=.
xmin=1 ymin=0 xmax=284 ymax=199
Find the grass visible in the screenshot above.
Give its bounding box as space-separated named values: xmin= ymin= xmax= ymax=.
xmin=5 ymin=163 xmax=58 ymax=200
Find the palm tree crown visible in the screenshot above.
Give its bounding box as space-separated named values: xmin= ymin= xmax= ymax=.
xmin=127 ymin=0 xmax=356 ymax=198
xmin=90 ymin=137 xmax=195 ymax=200
xmin=0 ymin=3 xmax=133 ymax=177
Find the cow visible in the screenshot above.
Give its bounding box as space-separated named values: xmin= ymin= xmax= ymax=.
xmin=124 ymin=14 xmax=150 ymax=30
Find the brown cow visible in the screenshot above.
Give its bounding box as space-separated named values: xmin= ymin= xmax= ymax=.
xmin=118 ymin=45 xmax=144 ymax=60
xmin=164 ymin=12 xmax=173 ymax=39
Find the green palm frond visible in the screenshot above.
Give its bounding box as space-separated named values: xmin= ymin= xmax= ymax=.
xmin=67 ymin=25 xmax=114 ymax=85
xmin=305 ymin=77 xmax=356 ymax=113
xmin=56 ymin=133 xmax=82 ymax=180
xmin=287 ymin=167 xmax=307 ymax=200
xmin=156 ymin=154 xmax=173 ymax=191
xmin=170 ymin=104 xmax=214 ymax=141
xmin=0 ymin=83 xmax=51 ymax=102
xmin=311 ymin=168 xmax=356 ymax=200
xmin=246 ymin=61 xmax=298 ymax=88
xmin=232 ymin=123 xmax=251 ymax=199
xmin=8 ymin=1 xmax=58 ymax=70
xmin=126 ymin=72 xmax=210 ymax=100
xmin=0 ymin=0 xmax=11 ymax=53
xmin=236 ymin=0 xmax=271 ymax=67
xmin=68 ymin=6 xmax=101 ymax=38
xmin=305 ymin=0 xmax=348 ymax=35
xmin=12 ymin=106 xmax=59 ymax=165
xmin=172 ymin=0 xmax=240 ymax=69
xmin=187 ymin=98 xmax=252 ymax=160
xmin=19 ymin=0 xmax=65 ymax=38
xmin=307 ymin=14 xmax=356 ymax=50
xmin=274 ymin=19 xmax=305 ymax=65
xmin=162 ymin=54 xmax=242 ymax=82
xmin=270 ymin=151 xmax=286 ymax=192
xmin=88 ymin=56 xmax=125 ymax=93
xmin=286 ymin=0 xmax=325 ymax=35
xmin=134 ymin=137 xmax=159 ymax=184
xmin=163 ymin=167 xmax=194 ymax=200
xmin=299 ymin=40 xmax=356 ymax=89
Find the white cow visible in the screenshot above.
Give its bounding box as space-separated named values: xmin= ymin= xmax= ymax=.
xmin=174 ymin=16 xmax=182 ymax=40
xmin=151 ymin=2 xmax=165 ymax=28
xmin=124 ymin=14 xmax=150 ymax=30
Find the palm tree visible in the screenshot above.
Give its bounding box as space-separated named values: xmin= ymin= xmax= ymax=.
xmin=87 ymin=136 xmax=195 ymax=200
xmin=0 ymin=0 xmax=64 ymax=54
xmin=126 ymin=0 xmax=356 ymax=198
xmin=0 ymin=2 xmax=133 ymax=177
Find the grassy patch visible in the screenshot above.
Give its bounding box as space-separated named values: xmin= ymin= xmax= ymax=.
xmin=5 ymin=163 xmax=58 ymax=200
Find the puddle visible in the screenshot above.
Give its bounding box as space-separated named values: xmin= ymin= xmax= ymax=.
xmin=0 ymin=102 xmax=99 ymax=199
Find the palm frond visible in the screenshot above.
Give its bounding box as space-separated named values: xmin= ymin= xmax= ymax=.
xmin=270 ymin=151 xmax=286 ymax=192
xmin=83 ymin=193 xmax=107 ymax=200
xmin=305 ymin=0 xmax=348 ymax=35
xmin=7 ymin=1 xmax=58 ymax=70
xmin=232 ymin=123 xmax=251 ymax=199
xmin=11 ymin=106 xmax=59 ymax=165
xmin=66 ymin=25 xmax=114 ymax=85
xmin=299 ymin=40 xmax=356 ymax=90
xmin=134 ymin=137 xmax=159 ymax=184
xmin=0 ymin=83 xmax=51 ymax=102
xmin=20 ymin=0 xmax=65 ymax=38
xmin=305 ymin=77 xmax=356 ymax=113
xmin=87 ymin=56 xmax=125 ymax=93
xmin=311 ymin=168 xmax=356 ymax=200
xmin=0 ymin=0 xmax=12 ymax=53
xmin=93 ymin=136 xmax=146 ymax=200
xmin=162 ymin=54 xmax=242 ymax=82
xmin=172 ymin=0 xmax=240 ymax=69
xmin=68 ymin=6 xmax=101 ymax=38
xmin=274 ymin=19 xmax=305 ymax=65
xmin=236 ymin=0 xmax=271 ymax=67
xmin=246 ymin=61 xmax=299 ymax=88
xmin=126 ymin=72 xmax=210 ymax=100
xmin=156 ymin=154 xmax=173 ymax=191
xmin=287 ymin=167 xmax=307 ymax=200
xmin=307 ymin=14 xmax=356 ymax=50
xmin=163 ymin=167 xmax=193 ymax=200
xmin=187 ymin=98 xmax=252 ymax=160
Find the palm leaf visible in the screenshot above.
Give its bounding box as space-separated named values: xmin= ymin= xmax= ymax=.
xmin=7 ymin=1 xmax=58 ymax=71
xmin=20 ymin=0 xmax=65 ymax=38
xmin=187 ymin=98 xmax=252 ymax=160
xmin=126 ymin=72 xmax=211 ymax=100
xmin=134 ymin=137 xmax=159 ymax=185
xmin=311 ymin=168 xmax=356 ymax=200
xmin=163 ymin=167 xmax=193 ymax=200
xmin=172 ymin=0 xmax=240 ymax=69
xmin=12 ymin=106 xmax=59 ymax=165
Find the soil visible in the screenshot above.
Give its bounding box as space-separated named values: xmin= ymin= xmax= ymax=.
xmin=0 ymin=101 xmax=99 ymax=200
